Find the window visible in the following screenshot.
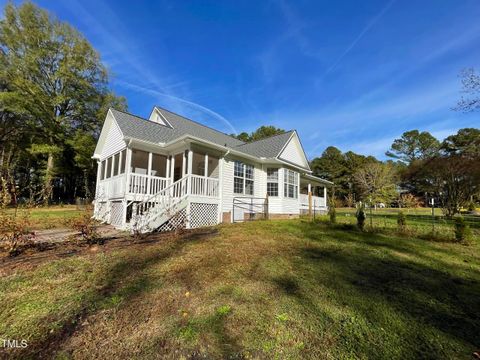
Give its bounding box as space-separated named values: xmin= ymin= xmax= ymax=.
xmin=267 ymin=168 xmax=278 ymax=196
xmin=234 ymin=160 xmax=254 ymax=195
xmin=283 ymin=169 xmax=298 ymax=199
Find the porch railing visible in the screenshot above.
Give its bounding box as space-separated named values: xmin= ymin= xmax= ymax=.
xmin=128 ymin=174 xmax=170 ymax=195
xmin=97 ymin=173 xmax=219 ymax=199
xmin=189 ymin=174 xmax=219 ymax=197
xmin=300 ymin=193 xmax=326 ymax=208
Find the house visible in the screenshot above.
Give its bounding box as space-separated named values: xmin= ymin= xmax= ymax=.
xmin=92 ymin=106 xmax=332 ymax=233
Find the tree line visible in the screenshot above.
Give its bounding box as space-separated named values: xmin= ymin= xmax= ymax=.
xmin=0 ymin=2 xmax=478 ymax=217
xmin=311 ymin=128 xmax=480 ymax=216
xmin=0 ymin=2 xmax=126 ymax=205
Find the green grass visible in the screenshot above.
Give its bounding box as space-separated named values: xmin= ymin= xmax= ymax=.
xmin=0 ymin=219 xmax=479 ymax=359
xmin=4 ymin=205 xmax=87 ymax=229
xmin=329 ymin=207 xmax=480 ymax=239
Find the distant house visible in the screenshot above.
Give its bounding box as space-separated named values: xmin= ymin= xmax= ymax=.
xmin=92 ymin=107 xmax=332 ymax=232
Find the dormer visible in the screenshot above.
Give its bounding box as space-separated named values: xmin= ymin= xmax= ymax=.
xmin=149 ymin=108 xmax=173 ymax=128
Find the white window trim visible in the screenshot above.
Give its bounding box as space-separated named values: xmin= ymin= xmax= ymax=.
xmin=267 ymin=168 xmax=279 ymax=197
xmin=283 ymin=168 xmax=299 ymax=199
xmin=234 ymin=160 xmax=254 ymax=195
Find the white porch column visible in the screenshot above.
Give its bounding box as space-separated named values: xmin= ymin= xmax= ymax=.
xmin=308 ymin=183 xmax=312 ymax=218
xmin=218 ymin=157 xmax=224 ymax=223
xmin=188 ymin=150 xmax=193 ymax=175
xmin=146 ymin=152 xmax=153 ymax=195
xmin=187 ymin=150 xmax=193 ymax=195
xmin=95 ymin=161 xmax=101 ymax=199
xmin=125 ymin=148 xmax=132 ymax=195
xmin=324 ymin=186 xmax=327 ymax=207
xmin=204 ymin=153 xmax=209 ymax=177
xmin=182 ymin=152 xmax=186 ymax=177
xmin=110 ymin=156 xmax=115 ymax=178
xmin=170 ymin=155 xmax=175 ymax=182
xmin=166 ymin=156 xmax=171 ymax=182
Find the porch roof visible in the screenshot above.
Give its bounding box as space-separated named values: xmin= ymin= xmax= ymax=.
xmin=301 ymin=173 xmax=334 ymax=186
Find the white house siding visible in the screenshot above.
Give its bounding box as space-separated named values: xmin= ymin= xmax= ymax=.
xmin=278 ymin=135 xmax=309 ymax=169
xmin=101 ymin=120 xmax=126 ymax=160
xmin=271 ymin=167 xmax=300 ymax=215
xmin=221 ymin=155 xmax=266 ymax=217
xmin=220 ymin=158 xmax=301 ymax=220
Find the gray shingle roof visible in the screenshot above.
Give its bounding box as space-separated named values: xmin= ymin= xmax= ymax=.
xmin=110 ymin=107 xmax=295 ymax=160
xmin=111 ymin=109 xmax=172 ymax=144
xmin=234 ymin=131 xmax=294 ymax=158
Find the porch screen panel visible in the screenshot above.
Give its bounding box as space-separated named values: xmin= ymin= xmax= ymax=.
xmin=106 ymin=157 xmax=112 ymax=179
xmin=151 ymin=154 xmax=167 ymax=177
xmin=131 ymin=150 xmax=148 ymax=175
xmin=192 ymin=153 xmax=205 ymax=176
xmin=208 ymin=156 xmax=219 ymax=178
xmin=120 ymin=149 xmax=126 ymax=174
xmin=113 ymin=153 xmax=120 ymax=176
xmin=100 ymin=160 xmax=105 ymax=180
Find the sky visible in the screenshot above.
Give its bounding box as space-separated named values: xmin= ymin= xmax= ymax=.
xmin=3 ymin=0 xmax=480 ymax=159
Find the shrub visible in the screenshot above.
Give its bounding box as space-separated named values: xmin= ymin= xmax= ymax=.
xmin=0 ymin=210 xmax=35 ymax=256
xmin=397 ymin=211 xmax=407 ymax=231
xmin=467 ymin=200 xmax=477 ymax=212
xmin=356 ymin=203 xmax=366 ymax=231
xmin=454 ymin=216 xmax=472 ymax=243
xmin=69 ymin=212 xmax=102 ymax=244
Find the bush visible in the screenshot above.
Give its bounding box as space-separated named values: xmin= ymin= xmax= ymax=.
xmin=397 ymin=211 xmax=407 ymax=231
xmin=453 ymin=216 xmax=472 ymax=243
xmin=0 ymin=210 xmax=35 ymax=256
xmin=69 ymin=212 xmax=102 ymax=244
xmin=467 ymin=200 xmax=477 ymax=212
xmin=356 ymin=203 xmax=366 ymax=231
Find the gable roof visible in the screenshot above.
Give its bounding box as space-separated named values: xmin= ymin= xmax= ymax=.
xmin=234 ymin=131 xmax=294 ymax=158
xmin=109 ymin=107 xmax=310 ymax=170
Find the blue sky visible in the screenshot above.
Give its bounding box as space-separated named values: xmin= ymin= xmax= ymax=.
xmin=3 ymin=0 xmax=480 ymax=159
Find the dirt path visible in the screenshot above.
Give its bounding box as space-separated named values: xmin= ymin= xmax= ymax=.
xmin=33 ymin=224 xmax=124 ymax=244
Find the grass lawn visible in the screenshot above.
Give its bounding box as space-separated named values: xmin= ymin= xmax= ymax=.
xmin=0 ymin=219 xmax=479 ymax=359
xmin=4 ymin=205 xmax=88 ymax=230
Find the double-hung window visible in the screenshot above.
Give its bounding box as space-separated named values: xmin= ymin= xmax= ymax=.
xmin=234 ymin=160 xmax=254 ymax=195
xmin=283 ymin=169 xmax=298 ymax=199
xmin=267 ymin=168 xmax=279 ymax=196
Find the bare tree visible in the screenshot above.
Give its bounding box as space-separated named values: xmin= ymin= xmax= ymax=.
xmin=456 ymin=68 xmax=480 ymax=112
xmin=354 ymin=162 xmax=397 ymax=206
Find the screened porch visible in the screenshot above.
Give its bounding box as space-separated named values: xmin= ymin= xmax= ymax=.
xmin=96 ymin=148 xmax=220 ymax=200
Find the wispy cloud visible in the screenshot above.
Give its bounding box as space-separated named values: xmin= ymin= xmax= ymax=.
xmin=324 ymin=0 xmax=397 ymax=76
xmin=116 ymin=80 xmax=238 ymax=134
xmin=61 ymin=0 xmax=238 ymax=133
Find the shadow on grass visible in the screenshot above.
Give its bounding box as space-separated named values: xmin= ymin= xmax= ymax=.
xmin=2 ymin=229 xmax=216 ymax=360
xmin=293 ymin=224 xmax=480 ymax=358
